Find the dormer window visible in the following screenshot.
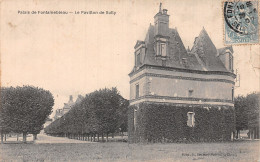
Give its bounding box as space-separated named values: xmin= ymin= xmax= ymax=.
xmin=161 ymin=43 xmax=166 ymax=56
xmin=156 ymin=42 xmax=167 ymax=56
xmin=182 ymin=58 xmax=189 ymax=68
xmin=136 ymin=51 xmax=141 ymax=66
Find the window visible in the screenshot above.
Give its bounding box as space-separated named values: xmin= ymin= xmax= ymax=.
xmin=162 ymin=60 xmax=166 ymax=66
xmin=134 ymin=109 xmax=137 ymax=130
xmin=157 ymin=42 xmax=167 ymax=56
xmin=188 ymin=89 xmax=193 ymax=97
xmin=136 ymin=84 xmax=139 ymax=99
xmin=229 ymin=54 xmax=233 ymax=71
xmin=232 ymin=87 xmax=234 ymax=102
xmin=161 ymin=43 xmax=166 ymax=56
xmin=182 ymin=58 xmax=188 ymax=68
xmin=187 ymin=112 xmax=195 ymax=127
xmin=136 ymin=53 xmax=141 ymax=66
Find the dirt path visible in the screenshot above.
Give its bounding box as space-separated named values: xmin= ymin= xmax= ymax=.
xmin=35 ymin=134 xmax=93 ymax=144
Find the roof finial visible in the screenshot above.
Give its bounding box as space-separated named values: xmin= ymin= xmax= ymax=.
xmin=159 ymin=2 xmax=162 ymax=13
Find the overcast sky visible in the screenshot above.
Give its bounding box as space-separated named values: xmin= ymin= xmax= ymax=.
xmin=1 ymin=0 xmax=259 ymax=117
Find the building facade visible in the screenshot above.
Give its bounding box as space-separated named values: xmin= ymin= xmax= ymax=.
xmin=53 ymin=95 xmax=84 ymax=120
xmin=128 ymin=5 xmax=236 ymax=143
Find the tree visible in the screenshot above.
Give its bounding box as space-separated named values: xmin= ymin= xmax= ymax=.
xmin=234 ymin=95 xmax=248 ymax=138
xmin=246 ymin=92 xmax=260 ymax=139
xmin=0 ymin=87 xmax=15 ymax=143
xmin=0 ymin=86 xmax=54 ymax=143
xmin=118 ymin=97 xmax=129 ymax=134
xmin=90 ymin=88 xmax=128 ymax=140
xmin=235 ymin=92 xmax=260 ymax=139
xmin=45 ymin=87 xmax=129 ymax=142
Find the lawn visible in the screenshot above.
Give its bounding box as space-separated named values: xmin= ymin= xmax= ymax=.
xmin=0 ymin=140 xmax=259 ymax=161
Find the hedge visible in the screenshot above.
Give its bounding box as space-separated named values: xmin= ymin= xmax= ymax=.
xmin=128 ymin=103 xmax=235 ymax=143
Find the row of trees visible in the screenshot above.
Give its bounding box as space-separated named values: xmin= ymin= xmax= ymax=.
xmin=0 ymin=86 xmax=54 ymax=143
xmin=44 ymin=88 xmax=129 ymax=142
xmin=235 ymin=92 xmax=260 ymax=139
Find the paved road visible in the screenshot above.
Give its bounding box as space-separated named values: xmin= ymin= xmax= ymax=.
xmin=35 ymin=134 xmax=93 ymax=143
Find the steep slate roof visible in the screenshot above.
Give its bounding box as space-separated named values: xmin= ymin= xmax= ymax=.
xmin=190 ymin=28 xmax=228 ymax=72
xmin=135 ymin=26 xmax=230 ymax=72
xmin=142 ymin=25 xmax=203 ymax=70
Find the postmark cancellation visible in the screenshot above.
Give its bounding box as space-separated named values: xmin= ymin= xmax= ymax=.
xmin=224 ymin=1 xmax=259 ymax=45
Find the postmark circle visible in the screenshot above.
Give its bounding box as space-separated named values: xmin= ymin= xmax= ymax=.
xmin=224 ymin=1 xmax=258 ymax=35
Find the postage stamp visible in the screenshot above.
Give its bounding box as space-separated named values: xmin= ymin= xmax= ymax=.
xmin=224 ymin=1 xmax=259 ymax=45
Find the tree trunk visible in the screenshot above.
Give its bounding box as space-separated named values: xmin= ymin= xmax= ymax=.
xmin=23 ymin=132 xmax=27 ymax=143
xmin=106 ymin=133 xmax=108 ymax=142
xmin=102 ymin=133 xmax=104 ymax=142
xmin=97 ymin=134 xmax=99 ymax=142
xmin=91 ymin=134 xmax=93 ymax=142
xmin=112 ymin=133 xmax=114 ymax=138
xmin=33 ymin=134 xmax=37 ymax=141
xmin=4 ymin=134 xmax=6 ymax=141
xmin=17 ymin=134 xmax=19 ymax=141
xmin=256 ymin=127 xmax=259 ymax=139
xmin=93 ymin=134 xmax=96 ymax=142
xmin=1 ymin=132 xmax=3 ymax=144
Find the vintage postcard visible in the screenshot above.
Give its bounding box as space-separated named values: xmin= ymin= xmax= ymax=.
xmin=0 ymin=0 xmax=259 ymax=161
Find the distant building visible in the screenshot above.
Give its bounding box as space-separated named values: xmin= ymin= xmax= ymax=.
xmin=53 ymin=95 xmax=84 ymax=120
xmin=62 ymin=95 xmax=75 ymax=114
xmin=128 ymin=4 xmax=236 ymax=142
xmin=53 ymin=108 xmax=63 ymax=120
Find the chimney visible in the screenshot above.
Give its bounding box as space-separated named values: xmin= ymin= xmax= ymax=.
xmin=154 ymin=3 xmax=169 ymax=36
xmin=162 ymin=9 xmax=168 ymax=14
xmin=69 ymin=95 xmax=73 ymax=103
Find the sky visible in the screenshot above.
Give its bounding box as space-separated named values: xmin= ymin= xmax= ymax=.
xmin=1 ymin=0 xmax=259 ymax=117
